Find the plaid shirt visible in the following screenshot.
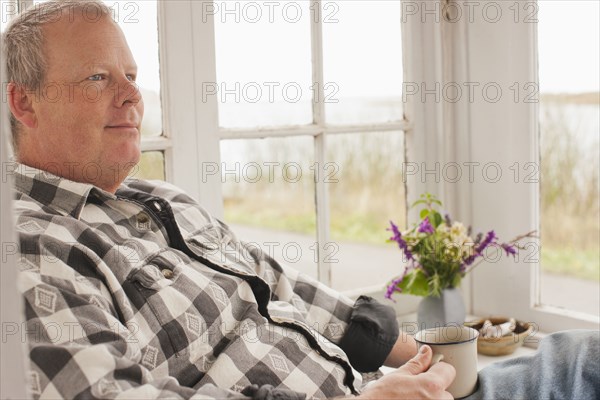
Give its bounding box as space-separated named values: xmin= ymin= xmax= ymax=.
xmin=13 ymin=163 xmax=398 ymax=399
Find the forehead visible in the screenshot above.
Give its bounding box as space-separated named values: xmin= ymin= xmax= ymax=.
xmin=41 ymin=14 xmax=136 ymax=72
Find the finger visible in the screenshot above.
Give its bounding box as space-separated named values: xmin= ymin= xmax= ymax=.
xmin=427 ymin=360 xmax=457 ymax=390
xmin=440 ymin=391 xmax=454 ymax=400
xmin=396 ymin=345 xmax=433 ymax=376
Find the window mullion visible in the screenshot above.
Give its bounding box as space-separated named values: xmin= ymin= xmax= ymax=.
xmin=140 ymin=137 xmax=172 ymax=152
xmin=190 ymin=1 xmax=222 ymax=218
xmin=310 ymin=0 xmax=331 ymax=286
xmin=160 ymin=1 xmax=222 ymax=216
xmin=325 ymin=121 xmax=411 ymax=134
xmin=313 ymin=134 xmax=331 ymax=285
xmin=310 ymin=0 xmax=326 ymax=127
xmin=218 ymin=121 xmax=411 ymax=140
xmin=219 ymin=125 xmax=323 ymax=139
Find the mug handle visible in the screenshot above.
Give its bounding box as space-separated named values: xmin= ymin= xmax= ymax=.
xmin=431 ymin=353 xmax=445 ymax=365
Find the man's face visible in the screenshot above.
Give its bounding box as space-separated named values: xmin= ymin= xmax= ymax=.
xmin=20 ymin=14 xmax=144 ymax=192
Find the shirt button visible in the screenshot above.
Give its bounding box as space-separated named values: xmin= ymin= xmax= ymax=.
xmin=137 ymin=212 xmax=149 ymax=223
xmin=136 ymin=212 xmax=151 ymax=230
xmin=153 ymin=201 xmax=162 ymax=212
xmin=161 ymin=269 xmax=174 ymax=279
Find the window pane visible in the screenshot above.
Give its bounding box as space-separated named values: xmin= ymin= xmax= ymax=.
xmin=220 ymin=137 xmax=317 ymax=277
xmin=323 ymin=1 xmax=403 ymax=125
xmin=32 ymin=0 xmax=163 ymax=137
xmin=328 ymin=131 xmax=406 ymax=291
xmin=109 ymin=0 xmax=162 ymax=137
xmin=133 ymin=151 xmax=165 ymax=180
xmin=538 ymin=1 xmax=600 ymax=315
xmin=214 ymin=1 xmax=312 ymax=128
xmin=1 ymin=0 xmax=15 ymax=32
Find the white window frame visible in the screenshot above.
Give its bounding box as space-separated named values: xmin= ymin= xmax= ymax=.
xmin=162 ymin=0 xmax=417 ymax=298
xmin=10 ymin=0 xmax=595 ymax=329
xmin=18 ymin=0 xmax=595 ymax=330
xmin=449 ymin=0 xmax=599 ymax=332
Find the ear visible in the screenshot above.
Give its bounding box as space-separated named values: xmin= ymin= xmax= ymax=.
xmin=7 ymin=82 xmax=37 ymax=129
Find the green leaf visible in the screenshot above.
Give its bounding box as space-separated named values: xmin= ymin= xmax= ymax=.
xmin=428 ymin=274 xmax=442 ymax=297
xmin=411 ymin=199 xmax=427 ymax=208
xmin=419 ymin=209 xmax=430 ymax=219
xmin=429 ymin=211 xmax=443 ymax=227
xmin=399 ymin=270 xmax=430 ymax=297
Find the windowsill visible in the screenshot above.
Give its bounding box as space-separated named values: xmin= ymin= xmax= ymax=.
xmin=390 ymin=313 xmax=540 ymax=372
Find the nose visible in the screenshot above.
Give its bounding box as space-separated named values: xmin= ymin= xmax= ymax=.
xmin=113 ymin=75 xmax=142 ymax=108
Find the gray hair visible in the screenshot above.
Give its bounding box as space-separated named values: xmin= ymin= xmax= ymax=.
xmin=2 ymin=0 xmax=112 ymax=150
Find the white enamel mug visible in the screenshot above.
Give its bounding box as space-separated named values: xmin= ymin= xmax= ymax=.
xmin=414 ymin=326 xmax=479 ymax=399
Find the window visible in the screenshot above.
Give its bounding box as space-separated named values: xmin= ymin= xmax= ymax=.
xmin=467 ymin=0 xmax=599 ymax=332
xmin=6 ymin=1 xmax=412 ymax=295
xmin=326 ymin=131 xmax=407 ymax=291
xmin=1 ymin=0 xmax=14 ymax=32
xmin=214 ymin=1 xmax=312 ymax=128
xmin=537 ymin=0 xmax=599 ymax=316
xmin=322 ymin=1 xmax=404 ymax=125
xmin=5 ymin=0 xmax=595 ymax=331
xmin=213 ymin=0 xmax=408 ymax=292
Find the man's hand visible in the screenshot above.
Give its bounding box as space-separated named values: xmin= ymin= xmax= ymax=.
xmin=357 ymin=345 xmax=456 ymax=399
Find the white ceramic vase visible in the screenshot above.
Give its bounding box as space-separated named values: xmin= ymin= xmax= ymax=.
xmin=417 ymin=288 xmax=466 ymax=330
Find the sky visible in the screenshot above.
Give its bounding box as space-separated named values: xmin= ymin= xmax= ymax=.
xmin=537 ymin=0 xmax=600 ymax=93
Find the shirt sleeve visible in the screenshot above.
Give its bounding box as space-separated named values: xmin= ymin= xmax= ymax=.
xmin=122 ymin=180 xmax=399 ymax=376
xmin=232 ymin=230 xmax=399 ymax=373
xmin=336 ymin=296 xmax=399 ymax=372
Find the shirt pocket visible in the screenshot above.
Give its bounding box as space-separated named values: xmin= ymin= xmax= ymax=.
xmin=128 ymin=251 xmax=183 ymax=291
xmin=125 ymin=250 xmax=191 ymax=359
xmin=187 ymin=224 xmax=226 ymax=255
xmin=186 ymin=224 xmax=255 ymax=275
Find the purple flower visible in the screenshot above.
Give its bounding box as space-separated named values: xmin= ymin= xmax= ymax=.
xmin=478 ymin=231 xmax=497 ymax=253
xmin=461 ymin=230 xmax=497 ymax=271
xmin=462 ymin=252 xmax=478 ymax=269
xmin=385 ymin=260 xmax=419 ymax=300
xmin=501 ymin=243 xmax=517 ymax=257
xmin=418 ymin=217 xmax=435 ymax=234
xmin=385 ymin=275 xmax=405 ymax=300
xmin=388 ymin=221 xmax=414 ymax=261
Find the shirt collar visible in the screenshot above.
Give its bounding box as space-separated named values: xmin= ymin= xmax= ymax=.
xmin=12 ymin=162 xmax=116 ymax=219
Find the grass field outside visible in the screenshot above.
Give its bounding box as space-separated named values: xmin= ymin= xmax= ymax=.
xmin=219 ymin=98 xmax=599 ymax=282
xmin=134 ymin=95 xmax=598 ymax=283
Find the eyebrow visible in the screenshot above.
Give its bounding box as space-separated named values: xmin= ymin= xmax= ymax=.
xmin=82 ymin=62 xmax=138 ymax=71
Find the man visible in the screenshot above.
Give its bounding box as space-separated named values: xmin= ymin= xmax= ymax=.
xmin=3 ymin=1 xmax=598 ymax=399
xmin=4 ymin=1 xmax=454 ymax=398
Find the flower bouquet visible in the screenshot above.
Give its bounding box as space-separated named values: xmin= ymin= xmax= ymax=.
xmin=385 ymin=193 xmax=537 ymax=300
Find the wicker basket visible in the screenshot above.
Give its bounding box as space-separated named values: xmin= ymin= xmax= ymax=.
xmin=465 ymin=317 xmax=533 ymax=356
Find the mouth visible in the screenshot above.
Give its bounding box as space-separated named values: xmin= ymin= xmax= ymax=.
xmin=105 ymin=124 xmax=140 ymax=132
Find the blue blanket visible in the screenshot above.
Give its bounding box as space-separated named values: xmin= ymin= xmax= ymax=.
xmin=466 ymin=330 xmax=600 ymax=400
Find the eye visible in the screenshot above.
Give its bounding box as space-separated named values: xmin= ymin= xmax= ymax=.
xmin=88 ymin=74 xmax=105 ymax=81
xmin=126 ymin=74 xmax=136 ymax=82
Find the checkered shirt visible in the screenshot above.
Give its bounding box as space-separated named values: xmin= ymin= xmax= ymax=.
xmin=12 ymin=163 xmax=396 ymax=399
